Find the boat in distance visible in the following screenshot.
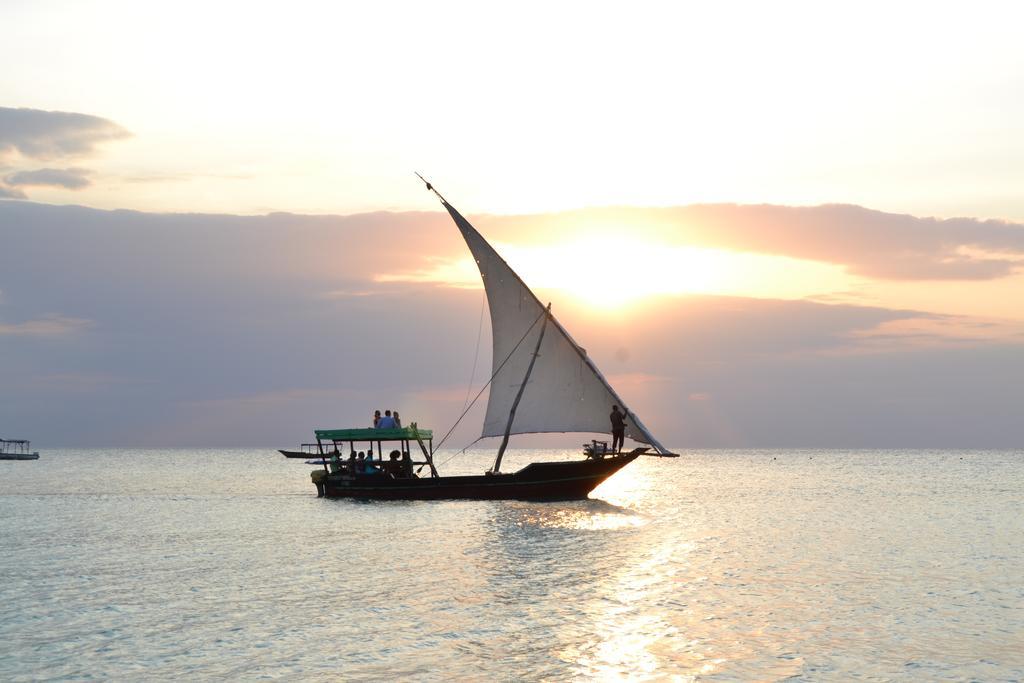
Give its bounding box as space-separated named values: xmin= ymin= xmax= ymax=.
xmin=277 ymin=444 xmax=324 ymax=458
xmin=1 ymin=439 xmax=39 ymax=460
xmin=308 ymin=177 xmax=676 ymax=501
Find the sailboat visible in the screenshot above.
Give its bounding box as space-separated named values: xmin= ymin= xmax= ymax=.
xmin=309 ymin=178 xmax=675 ymax=500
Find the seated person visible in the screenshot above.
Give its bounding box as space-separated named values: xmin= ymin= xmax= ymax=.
xmin=376 ymin=410 xmax=397 ymax=429
xmin=401 ymin=450 xmax=413 ymax=478
xmin=388 ymin=450 xmax=402 ymax=476
xmin=362 ymin=449 xmax=381 ymax=474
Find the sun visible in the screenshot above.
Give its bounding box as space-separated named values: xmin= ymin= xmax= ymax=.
xmin=499 ymin=237 xmax=744 ymax=309
xmin=377 ymin=233 xmax=857 ymax=310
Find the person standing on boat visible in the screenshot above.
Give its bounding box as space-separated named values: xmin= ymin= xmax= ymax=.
xmin=376 ymin=410 xmax=397 ymax=429
xmin=610 ymin=405 xmax=628 ymax=453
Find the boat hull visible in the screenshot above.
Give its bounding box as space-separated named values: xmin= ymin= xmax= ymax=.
xmin=279 ymin=449 xmax=316 ymax=459
xmin=0 ymin=452 xmax=39 ymax=460
xmin=315 ymin=452 xmax=640 ymax=501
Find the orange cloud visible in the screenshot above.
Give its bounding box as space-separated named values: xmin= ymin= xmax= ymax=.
xmin=473 ymin=204 xmax=1024 ymax=282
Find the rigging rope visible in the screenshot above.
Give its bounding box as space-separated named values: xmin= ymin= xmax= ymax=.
xmin=461 ymin=290 xmax=486 ymax=413
xmin=435 ymin=436 xmax=484 ymax=469
xmin=430 ymin=307 xmax=547 ymax=455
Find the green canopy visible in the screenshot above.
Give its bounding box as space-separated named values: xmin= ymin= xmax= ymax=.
xmin=315 ymin=426 xmax=433 ymax=442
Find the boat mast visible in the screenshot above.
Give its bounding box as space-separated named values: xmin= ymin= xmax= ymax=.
xmin=491 ymin=303 xmax=551 ymax=474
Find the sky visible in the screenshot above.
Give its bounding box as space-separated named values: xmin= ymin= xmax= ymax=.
xmin=2 ymin=1 xmax=1023 ymax=447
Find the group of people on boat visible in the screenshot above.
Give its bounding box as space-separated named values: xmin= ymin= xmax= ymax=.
xmin=329 ymin=447 xmax=415 ymax=478
xmin=324 ymin=403 xmax=629 ymax=475
xmin=317 ymin=409 xmax=418 ymax=478
xmin=372 ymin=409 xmax=401 ymax=429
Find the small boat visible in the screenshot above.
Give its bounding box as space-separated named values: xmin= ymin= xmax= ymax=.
xmin=309 ymin=178 xmax=676 ymax=501
xmin=278 ymin=444 xmax=326 ymax=459
xmin=0 ymin=439 xmax=39 ymax=460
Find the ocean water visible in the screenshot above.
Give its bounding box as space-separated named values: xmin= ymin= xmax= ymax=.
xmin=1 ymin=448 xmax=1021 ymax=681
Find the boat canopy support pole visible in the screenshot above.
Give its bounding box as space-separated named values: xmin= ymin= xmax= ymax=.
xmin=411 ymin=423 xmax=439 ymax=478
xmin=316 ymin=437 xmax=328 ymax=472
xmin=492 ymin=303 xmax=551 ymax=474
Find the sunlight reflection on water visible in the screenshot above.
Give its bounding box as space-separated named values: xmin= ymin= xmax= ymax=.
xmin=1 ymin=448 xmax=1022 ymax=680
xmin=515 ymin=502 xmax=648 ymax=532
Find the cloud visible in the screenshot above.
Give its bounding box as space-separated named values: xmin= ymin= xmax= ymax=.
xmin=317 ymin=288 xmax=380 ymax=300
xmin=603 ymin=372 xmax=672 ymax=389
xmin=2 ymin=201 xmax=1023 ymax=447
xmin=5 ymin=167 xmax=92 ymax=190
xmin=122 ymin=172 xmax=255 ymax=184
xmin=478 ymin=204 xmax=1024 ymax=282
xmin=570 ymin=296 xmax=1009 ymax=371
xmin=0 ymin=107 xmax=130 ymax=160
xmin=0 ymin=184 xmax=27 ymax=199
xmin=676 ymin=203 xmax=1024 ymax=281
xmin=0 ymin=314 xmax=93 ymax=336
xmin=838 ymin=314 xmax=1024 ymax=352
xmin=24 ymin=372 xmax=138 ymax=393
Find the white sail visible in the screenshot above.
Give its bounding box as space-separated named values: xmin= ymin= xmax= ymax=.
xmin=442 ymin=200 xmax=671 ymax=455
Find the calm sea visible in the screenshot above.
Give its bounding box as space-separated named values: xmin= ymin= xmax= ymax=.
xmin=1 ymin=449 xmax=1021 ymax=681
